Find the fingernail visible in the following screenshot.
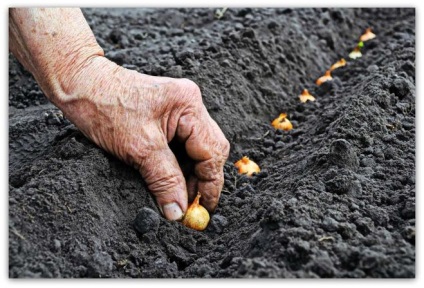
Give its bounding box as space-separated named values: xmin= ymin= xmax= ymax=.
xmin=162 ymin=203 xmax=184 ymax=221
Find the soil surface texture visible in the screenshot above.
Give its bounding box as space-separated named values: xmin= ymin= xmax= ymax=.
xmin=9 ymin=8 xmax=415 ymax=278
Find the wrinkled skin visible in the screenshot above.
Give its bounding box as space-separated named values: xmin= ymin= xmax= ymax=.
xmin=9 ymin=8 xmax=230 ymax=220
xmin=62 ymin=57 xmax=230 ymax=219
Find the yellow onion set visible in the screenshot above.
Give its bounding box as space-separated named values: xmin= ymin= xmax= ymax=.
xmin=182 ymin=192 xmax=210 ymax=231
xmin=235 ymin=156 xmax=261 ymax=177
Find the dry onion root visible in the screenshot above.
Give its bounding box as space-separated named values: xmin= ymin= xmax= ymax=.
xmin=299 ymin=89 xmax=316 ymax=103
xmin=330 ymin=58 xmax=347 ymax=71
xmin=271 ymin=113 xmax=293 ymax=131
xmin=182 ymin=192 xmax=210 ymax=231
xmin=234 ymin=156 xmax=260 ymax=177
xmin=316 ymin=70 xmax=333 ymax=86
xmin=360 ymin=28 xmax=376 ymax=42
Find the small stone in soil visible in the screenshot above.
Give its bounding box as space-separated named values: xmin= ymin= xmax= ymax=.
xmin=328 ymin=139 xmax=359 ymax=170
xmin=53 ymin=239 xmax=61 ymax=251
xmin=45 ymin=111 xmax=61 ymax=125
xmin=133 ymin=207 xmax=160 ymax=235
xmin=275 ymin=141 xmax=285 ymax=149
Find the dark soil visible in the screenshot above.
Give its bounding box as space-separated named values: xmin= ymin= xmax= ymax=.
xmin=9 ymin=8 xmax=415 ymax=278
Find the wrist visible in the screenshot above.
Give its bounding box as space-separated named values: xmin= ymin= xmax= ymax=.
xmin=51 ymin=54 xmax=108 ymax=104
xmin=45 ymin=52 xmax=108 ymax=107
xmin=49 ymin=55 xmax=125 ymax=140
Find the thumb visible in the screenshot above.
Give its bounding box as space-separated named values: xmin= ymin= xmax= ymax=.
xmin=137 ymin=136 xmax=188 ymax=221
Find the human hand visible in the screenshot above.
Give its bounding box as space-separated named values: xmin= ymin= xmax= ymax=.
xmin=56 ymin=56 xmax=230 ymax=221
xmin=9 ymin=8 xmax=230 ymax=221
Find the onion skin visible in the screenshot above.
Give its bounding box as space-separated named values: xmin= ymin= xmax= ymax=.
xmin=299 ymin=89 xmax=315 ymax=103
xmin=271 ymin=113 xmax=293 ymax=131
xmin=360 ymin=28 xmax=376 ymax=42
xmin=330 ymin=58 xmax=346 ymax=71
xmin=182 ymin=192 xmax=210 ymax=231
xmin=235 ymin=156 xmax=260 ymax=176
xmin=349 ymin=47 xmax=362 ymax=59
xmin=316 ymin=70 xmax=333 ymax=86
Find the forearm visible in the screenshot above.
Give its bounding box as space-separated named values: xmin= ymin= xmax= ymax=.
xmin=9 ymin=8 xmax=104 ymax=107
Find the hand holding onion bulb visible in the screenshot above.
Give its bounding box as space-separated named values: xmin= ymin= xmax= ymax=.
xmin=182 ymin=192 xmax=210 ymax=231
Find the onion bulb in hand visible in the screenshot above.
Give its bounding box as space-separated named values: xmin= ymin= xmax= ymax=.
xmin=182 ymin=192 xmax=210 ymax=231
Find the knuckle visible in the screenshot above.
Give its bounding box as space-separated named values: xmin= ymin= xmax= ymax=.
xmin=214 ymin=138 xmax=230 ymax=166
xmin=178 ymin=78 xmax=202 ymax=102
xmin=195 ymin=159 xmax=217 ymax=181
xmin=222 ymin=138 xmax=231 ymax=158
xmin=180 ymin=78 xmax=200 ymax=91
xmin=167 ymin=78 xmax=203 ymax=113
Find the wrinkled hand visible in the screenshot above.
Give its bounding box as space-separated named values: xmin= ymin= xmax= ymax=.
xmin=9 ymin=8 xmax=229 ymax=221
xmin=59 ymin=56 xmax=230 ymax=220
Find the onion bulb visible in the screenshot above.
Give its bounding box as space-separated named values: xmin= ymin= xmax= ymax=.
xmin=330 ymin=58 xmax=347 ymax=71
xmin=360 ymin=28 xmax=376 ymax=42
xmin=316 ymin=70 xmax=333 ymax=86
xmin=235 ymin=156 xmax=260 ymax=176
xmin=271 ymin=113 xmax=293 ymax=131
xmin=349 ymin=47 xmax=362 ymax=59
xmin=299 ymin=89 xmax=316 ymax=103
xmin=182 ymin=192 xmax=210 ymax=231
